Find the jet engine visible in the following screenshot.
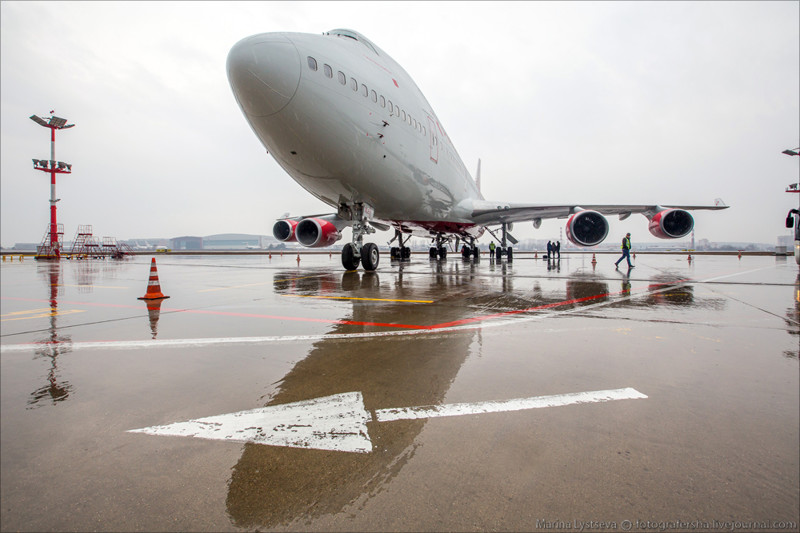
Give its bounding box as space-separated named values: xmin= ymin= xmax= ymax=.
xmin=296 ymin=216 xmax=345 ymax=247
xmin=272 ymin=219 xmax=298 ymax=242
xmin=565 ymin=210 xmax=609 ymax=247
xmin=647 ymin=209 xmax=694 ymax=239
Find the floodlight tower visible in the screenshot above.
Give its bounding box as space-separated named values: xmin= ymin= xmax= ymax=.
xmin=30 ymin=112 xmax=74 ymax=259
xmin=784 ymin=147 xmax=799 ymax=196
xmin=782 ymin=147 xmax=799 ymax=266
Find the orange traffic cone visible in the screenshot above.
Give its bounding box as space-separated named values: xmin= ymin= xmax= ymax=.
xmin=138 ymin=258 xmax=170 ymax=300
xmin=591 ymin=253 xmax=597 ymax=265
xmin=687 ymin=254 xmax=692 ymax=262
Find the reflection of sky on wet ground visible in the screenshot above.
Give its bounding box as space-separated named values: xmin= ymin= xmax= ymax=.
xmin=0 ymin=254 xmax=797 ymax=531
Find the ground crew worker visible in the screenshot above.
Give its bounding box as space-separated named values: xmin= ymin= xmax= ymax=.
xmin=489 ymin=241 xmax=496 ymax=256
xmin=615 ymin=232 xmax=634 ymax=268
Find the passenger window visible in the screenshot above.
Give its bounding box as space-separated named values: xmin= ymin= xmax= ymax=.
xmin=361 ymin=84 xmax=368 ymax=97
xmin=323 ymin=64 xmax=333 ymax=78
xmin=388 ymin=101 xmax=394 ymax=114
xmin=380 ymin=95 xmax=386 ymax=108
xmin=307 ymin=57 xmax=317 ymax=71
xmin=350 ymin=78 xmax=358 ymax=91
xmin=371 ymin=89 xmax=377 ymax=103
xmin=401 ymin=110 xmax=406 ymax=121
xmin=338 ymin=71 xmax=346 ymax=85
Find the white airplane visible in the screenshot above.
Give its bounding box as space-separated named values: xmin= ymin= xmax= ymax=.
xmin=226 ymin=29 xmax=727 ymax=271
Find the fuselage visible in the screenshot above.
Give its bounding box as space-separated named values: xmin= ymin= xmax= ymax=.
xmin=227 ymin=29 xmax=482 ymax=235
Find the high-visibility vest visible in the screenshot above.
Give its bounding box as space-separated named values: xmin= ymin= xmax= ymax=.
xmin=621 ymin=237 xmax=631 ymax=250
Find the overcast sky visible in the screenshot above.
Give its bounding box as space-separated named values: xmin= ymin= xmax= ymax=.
xmin=1 ymin=1 xmax=798 ymax=248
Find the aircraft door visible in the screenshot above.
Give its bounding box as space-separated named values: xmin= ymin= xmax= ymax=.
xmin=428 ymin=117 xmax=438 ymax=163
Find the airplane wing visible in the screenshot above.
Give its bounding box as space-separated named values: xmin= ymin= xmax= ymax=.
xmin=468 ymin=200 xmax=728 ymax=226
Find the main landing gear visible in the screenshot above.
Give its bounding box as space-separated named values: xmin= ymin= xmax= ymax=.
xmin=389 ymin=229 xmax=412 ymax=261
xmin=428 ymin=233 xmax=451 ymax=260
xmin=489 ymin=223 xmax=513 ymax=263
xmin=460 ymin=236 xmax=480 ymax=260
xmin=341 ymin=203 xmax=380 ymax=271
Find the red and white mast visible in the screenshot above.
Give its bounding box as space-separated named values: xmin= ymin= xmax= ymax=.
xmin=30 ymin=112 xmax=74 ymax=259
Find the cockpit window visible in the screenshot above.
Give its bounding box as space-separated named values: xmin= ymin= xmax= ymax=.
xmin=326 ymin=28 xmax=379 ymax=55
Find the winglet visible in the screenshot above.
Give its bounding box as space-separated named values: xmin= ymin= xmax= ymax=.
xmin=714 ymin=198 xmax=727 ymax=207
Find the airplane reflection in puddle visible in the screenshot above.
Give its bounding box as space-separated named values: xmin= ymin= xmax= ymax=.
xmin=228 ymin=269 xmax=479 ymax=528
xmin=226 ymin=267 xmax=483 ymax=527
xmin=224 ymin=266 xmax=722 ymax=528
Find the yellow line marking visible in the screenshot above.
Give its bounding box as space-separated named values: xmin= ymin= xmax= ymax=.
xmin=1 ymin=309 xmax=86 ymax=321
xmin=1 ymin=308 xmax=53 ymax=317
xmin=282 ymin=294 xmax=433 ymax=304
xmin=50 ymin=284 xmax=128 ymax=289
xmin=199 ymin=274 xmax=327 ymax=293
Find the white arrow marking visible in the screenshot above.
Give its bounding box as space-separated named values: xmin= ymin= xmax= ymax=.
xmin=128 ymin=392 xmax=373 ymax=453
xmin=128 ymin=388 xmax=647 ymax=454
xmin=374 ymin=387 xmax=648 ymax=422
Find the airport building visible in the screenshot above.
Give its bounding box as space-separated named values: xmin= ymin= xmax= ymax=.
xmin=168 ymin=234 xmax=276 ymax=251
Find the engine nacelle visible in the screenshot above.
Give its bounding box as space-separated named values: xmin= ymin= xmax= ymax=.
xmin=273 ymin=219 xmax=298 ymax=242
xmin=565 ymin=210 xmax=609 ymax=247
xmin=648 ymin=209 xmax=694 ymax=239
xmin=296 ymin=217 xmax=343 ymax=248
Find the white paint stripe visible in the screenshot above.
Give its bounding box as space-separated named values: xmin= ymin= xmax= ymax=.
xmin=375 ymin=387 xmax=648 ymax=422
xmin=0 ymin=283 xmax=685 ymax=353
xmin=0 ymin=267 xmax=775 ymax=353
xmin=0 ymin=332 xmax=444 ymax=353
xmin=700 ymin=266 xmax=775 ymax=283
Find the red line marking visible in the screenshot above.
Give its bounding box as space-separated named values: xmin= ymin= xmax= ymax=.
xmin=427 ymin=279 xmax=689 ymax=330
xmin=1 ymin=279 xmax=690 ymax=334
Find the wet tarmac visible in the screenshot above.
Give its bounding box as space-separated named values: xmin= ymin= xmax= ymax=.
xmin=1 ymin=252 xmax=798 ymax=532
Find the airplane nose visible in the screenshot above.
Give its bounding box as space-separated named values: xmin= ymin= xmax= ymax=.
xmin=227 ymin=33 xmax=301 ymax=117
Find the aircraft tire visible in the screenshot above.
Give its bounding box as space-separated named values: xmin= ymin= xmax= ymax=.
xmin=472 ymin=246 xmax=480 ymax=259
xmin=495 ymin=247 xmax=502 ymax=261
xmin=401 ymin=246 xmax=411 ymax=260
xmin=342 ymin=243 xmax=360 ymax=271
xmin=361 ymin=242 xmax=380 ymax=271
xmin=507 ymin=247 xmax=513 ymax=262
xmin=438 ymin=246 xmax=447 ymax=260
xmin=429 ymin=247 xmax=437 ymax=259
